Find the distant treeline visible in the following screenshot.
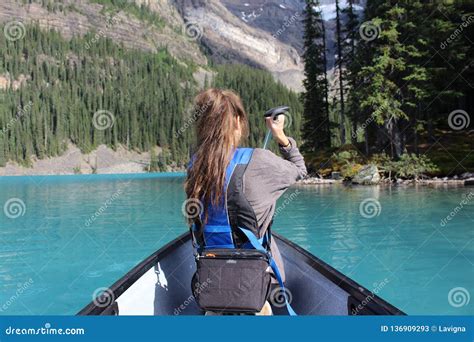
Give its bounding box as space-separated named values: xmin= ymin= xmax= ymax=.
xmin=302 ymin=0 xmax=473 ymax=158
xmin=0 ymin=24 xmax=301 ymax=167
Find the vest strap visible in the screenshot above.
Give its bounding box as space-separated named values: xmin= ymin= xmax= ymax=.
xmin=238 ymin=227 xmax=297 ymax=316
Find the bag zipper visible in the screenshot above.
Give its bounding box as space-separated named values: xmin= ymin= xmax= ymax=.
xmin=197 ymin=250 xmax=268 ymax=261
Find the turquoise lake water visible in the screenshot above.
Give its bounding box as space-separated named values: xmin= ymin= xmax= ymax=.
xmin=0 ymin=174 xmax=472 ymax=315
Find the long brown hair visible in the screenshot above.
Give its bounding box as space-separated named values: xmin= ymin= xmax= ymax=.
xmin=185 ymin=88 xmax=249 ymax=224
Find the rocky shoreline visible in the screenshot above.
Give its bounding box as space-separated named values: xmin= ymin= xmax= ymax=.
xmin=0 ymin=143 xmax=159 ymax=176
xmin=297 ymin=164 xmax=473 ymax=186
xmin=1 ymin=146 xmax=473 ymax=184
xmin=298 ymin=175 xmax=474 ymax=186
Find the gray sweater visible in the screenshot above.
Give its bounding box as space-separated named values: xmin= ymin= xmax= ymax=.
xmin=243 ymin=137 xmax=307 ymax=281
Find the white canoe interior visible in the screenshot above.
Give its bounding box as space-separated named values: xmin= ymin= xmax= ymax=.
xmin=115 ymin=265 xmax=161 ymax=315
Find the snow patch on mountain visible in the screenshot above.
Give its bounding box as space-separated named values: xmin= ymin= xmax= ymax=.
xmin=317 ymin=0 xmax=364 ymax=21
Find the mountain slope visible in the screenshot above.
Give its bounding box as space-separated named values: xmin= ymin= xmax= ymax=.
xmin=174 ymin=0 xmax=304 ymax=91
xmin=0 ymin=17 xmax=303 ymax=173
xmin=0 ymin=0 xmax=207 ymax=65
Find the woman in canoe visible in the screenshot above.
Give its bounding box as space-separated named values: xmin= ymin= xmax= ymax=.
xmin=185 ymin=88 xmax=307 ymax=315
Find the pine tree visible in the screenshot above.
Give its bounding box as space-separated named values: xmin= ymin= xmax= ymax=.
xmin=335 ymin=0 xmax=346 ymax=145
xmin=301 ymin=0 xmax=330 ymax=151
xmin=0 ymin=136 xmax=6 ymax=167
xmin=351 ymin=2 xmax=407 ymax=158
xmin=342 ymin=0 xmax=360 ymax=145
xmin=149 ymin=149 xmax=159 ymax=172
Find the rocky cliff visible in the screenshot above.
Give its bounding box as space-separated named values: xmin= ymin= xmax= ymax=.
xmin=175 ymin=0 xmax=305 ymax=91
xmin=0 ymin=0 xmax=307 ymax=91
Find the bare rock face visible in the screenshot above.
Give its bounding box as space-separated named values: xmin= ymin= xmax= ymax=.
xmin=0 ymin=74 xmax=29 ymax=90
xmin=193 ymin=66 xmax=216 ymax=89
xmin=0 ymin=143 xmax=152 ymax=176
xmin=176 ymin=0 xmax=304 ymax=91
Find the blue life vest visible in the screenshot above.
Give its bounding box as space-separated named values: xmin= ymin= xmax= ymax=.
xmin=190 ymin=147 xmax=296 ymax=315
